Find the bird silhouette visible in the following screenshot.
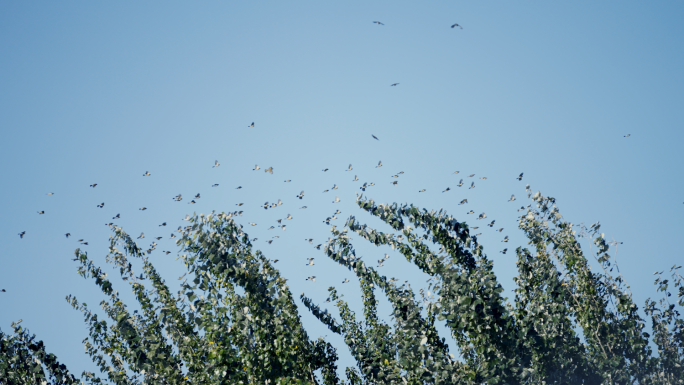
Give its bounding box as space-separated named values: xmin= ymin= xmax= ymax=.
xmin=373 ymin=21 xmax=384 ymax=25
xmin=443 ymin=187 xmax=451 ymax=193
xmin=253 ymin=165 xmax=260 ymax=171
xmin=143 ymin=171 xmax=151 ymax=176
xmin=213 ymin=160 xmax=220 ymax=168
xmin=376 ymin=161 xmax=382 ymax=168
xmin=517 ymin=173 xmax=524 ymax=181
xmin=37 ymin=211 xmax=45 ymax=215
xmin=346 ymin=164 xmax=353 ymax=171
xmin=18 ymin=231 xmax=25 ymax=239
xmin=90 ymin=184 xmax=97 ymax=188
xmin=97 ymin=203 xmax=104 ymax=208
xmin=248 ymin=122 xmax=254 ymax=128
xmin=391 ymin=83 xmax=399 ymax=86
xmin=265 ymin=167 xmax=274 ymax=174
xmin=372 ymin=134 xmax=379 ymax=140
xmin=47 ymin=192 xmax=54 ymax=196
xmin=451 ymin=23 xmax=463 ymax=29
xmin=65 ymin=233 xmax=70 ymax=238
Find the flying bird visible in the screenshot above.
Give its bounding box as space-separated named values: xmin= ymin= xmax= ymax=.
xmin=477 ymin=213 xmax=486 ymax=220
xmin=65 ymin=233 xmax=70 ymax=238
xmin=195 ymin=193 xmax=201 ymax=199
xmin=457 ymin=179 xmax=464 ymax=187
xmin=159 ymin=222 xmax=166 ymax=227
xmin=373 ymin=21 xmax=384 ymax=25
xmin=442 ymin=187 xmax=451 ymax=193
xmin=376 ymin=161 xmax=382 ymax=168
xmin=509 ymin=195 xmax=516 ymax=202
xmin=253 ymin=165 xmax=260 ymax=171
xmin=284 ymin=180 xmax=291 ymax=183
xmin=113 ymin=214 xmax=120 ymax=219
xmin=451 ymin=23 xmax=463 ymax=29
xmin=137 ymin=232 xmax=145 ymax=239
xmin=139 ymin=207 xmax=147 ymax=211
xmin=47 ymin=192 xmax=54 ymax=195
xmin=249 ymin=122 xmax=254 ymax=128
xmin=342 ymin=278 xmax=349 ymax=283
xmin=18 ymin=231 xmax=25 ymax=239
xmin=213 ymin=160 xmax=220 ymax=168
xmin=372 ymin=134 xmax=379 ymax=140
xmin=306 ymin=276 xmax=316 ymax=282
xmin=296 ymin=191 xmax=304 ymax=199
xmin=37 ymin=211 xmax=45 ymax=215
xmin=497 ymin=228 xmax=504 ymax=232
xmin=212 ymin=184 xmax=219 ymax=187
xmin=459 ymin=199 xmax=468 ymax=205
xmin=502 ymin=236 xmax=509 ymax=242
xmin=391 ymin=83 xmax=399 ymax=86
xmin=488 ymin=220 xmax=495 ymax=227
xmin=353 ymin=175 xmax=359 ymax=181
xmin=346 ymin=164 xmax=353 ymax=171
xmin=469 ymin=182 xmax=475 ymax=189
xmin=517 ymin=173 xmax=524 ymax=181
xmin=90 ymin=184 xmax=97 ymax=188
xmin=333 ymin=196 xmax=340 ymax=203
xmin=419 ymin=189 xmax=426 ymax=192
xmin=624 ymin=134 xmax=630 ymax=137
xmin=500 ymin=249 xmax=508 ymax=254
xmin=97 ymin=203 xmax=104 ymax=208
xmin=392 ymin=181 xmax=398 ymax=186
xmin=236 ymin=186 xmax=242 ymax=189
xmin=265 ymin=167 xmax=274 ymax=174
xmin=143 ymin=171 xmax=151 ymax=176
xmin=322 ymin=168 xmax=329 ymax=172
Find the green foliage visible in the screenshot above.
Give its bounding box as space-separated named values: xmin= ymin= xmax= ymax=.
xmin=1 ymin=190 xmax=683 ymax=384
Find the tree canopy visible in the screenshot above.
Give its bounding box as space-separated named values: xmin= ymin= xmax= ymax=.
xmin=2 ymin=187 xmax=683 ymax=384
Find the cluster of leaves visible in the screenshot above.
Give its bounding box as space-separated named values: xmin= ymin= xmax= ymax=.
xmin=2 ymin=189 xmax=683 ymax=384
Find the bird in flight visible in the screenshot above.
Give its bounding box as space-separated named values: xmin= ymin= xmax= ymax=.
xmin=195 ymin=193 xmax=201 ymax=199
xmin=509 ymin=195 xmax=516 ymax=202
xmin=97 ymin=203 xmax=104 ymax=208
xmin=459 ymin=199 xmax=468 ymax=205
xmin=212 ymin=184 xmax=219 ymax=187
xmin=502 ymin=236 xmax=509 ymax=242
xmin=517 ymin=173 xmax=524 ymax=181
xmin=346 ymin=164 xmax=353 ymax=171
xmin=90 ymin=184 xmax=97 ymax=188
xmin=47 ymin=192 xmax=54 ymax=196
xmin=18 ymin=231 xmax=25 ymax=239
xmin=173 ymin=194 xmax=182 ymax=201
xmin=373 ymin=21 xmax=384 ymax=25
xmin=333 ymin=196 xmax=340 ymax=203
xmin=377 ymin=161 xmax=382 ymax=168
xmin=353 ymin=175 xmax=359 ymax=181
xmin=113 ymin=213 xmax=120 ymax=219
xmin=442 ymin=187 xmax=451 ymax=193
xmin=469 ymin=182 xmax=475 ymax=189
xmin=453 ymin=171 xmax=460 ymax=175
xmin=253 ymin=165 xmax=260 ymax=171
xmin=457 ymin=179 xmax=464 ymax=187
xmin=372 ymin=134 xmax=379 ymax=140
xmin=284 ymin=180 xmax=291 ymax=183
xmin=322 ymin=168 xmax=329 ymax=172
xmin=37 ymin=211 xmax=45 ymax=215
xmin=213 ymin=160 xmax=220 ymax=168
xmin=624 ymin=134 xmax=630 ymax=137
xmin=306 ymin=276 xmax=316 ymax=282
xmin=451 ymin=23 xmax=463 ymax=29
xmin=159 ymin=222 xmax=166 ymax=227
xmin=137 ymin=232 xmax=145 ymax=239
xmin=249 ymin=122 xmax=255 ymax=128
xmin=392 ymin=181 xmax=398 ymax=186
xmin=296 ymin=191 xmax=304 ymax=199
xmin=143 ymin=171 xmax=151 ymax=176
xmin=497 ymin=228 xmax=504 ymax=232
xmin=265 ymin=167 xmax=274 ymax=174
xmin=139 ymin=207 xmax=147 ymax=211
xmin=500 ymin=249 xmax=508 ymax=254
xmin=65 ymin=233 xmax=71 ymax=238
xmin=419 ymin=189 xmax=426 ymax=193
xmin=391 ymin=83 xmax=399 ymax=86
xmin=342 ymin=278 xmax=349 ymax=283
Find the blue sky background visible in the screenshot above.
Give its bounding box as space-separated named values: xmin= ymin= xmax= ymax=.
xmin=1 ymin=0 xmax=683 ymax=380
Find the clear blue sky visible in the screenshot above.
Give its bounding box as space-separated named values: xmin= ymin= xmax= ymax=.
xmin=1 ymin=0 xmax=683 ymax=379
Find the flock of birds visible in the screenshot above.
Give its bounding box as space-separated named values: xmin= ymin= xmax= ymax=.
xmin=7 ymin=131 xmax=530 ymax=293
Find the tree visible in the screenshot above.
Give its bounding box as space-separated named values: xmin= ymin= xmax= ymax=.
xmin=2 ymin=187 xmax=683 ymax=384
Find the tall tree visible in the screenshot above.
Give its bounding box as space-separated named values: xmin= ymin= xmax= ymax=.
xmin=2 ymin=189 xmax=683 ymax=384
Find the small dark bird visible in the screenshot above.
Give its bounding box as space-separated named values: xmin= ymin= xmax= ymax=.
xmin=195 ymin=193 xmax=201 ymax=199
xmin=65 ymin=233 xmax=71 ymax=238
xmin=18 ymin=231 xmax=25 ymax=238
xmin=139 ymin=207 xmax=147 ymax=211
xmin=392 ymin=181 xmax=398 ymax=186
xmin=451 ymin=23 xmax=463 ymax=29
xmin=143 ymin=171 xmax=151 ymax=176
xmin=517 ymin=173 xmax=524 ymax=181
xmin=211 ymin=184 xmax=219 ymax=187
xmin=37 ymin=211 xmax=45 ymax=215
xmin=459 ymin=199 xmax=468 ymax=205
xmin=113 ymin=214 xmax=120 ymax=219
xmin=391 ymin=83 xmax=399 ymax=86
xmin=1 ymin=289 xmax=5 ymax=292
xmin=82 ymin=242 xmax=88 ymax=245
xmin=419 ymin=189 xmax=426 ymax=192
xmin=97 ymin=202 xmax=104 ymax=208
xmin=90 ymin=184 xmax=97 ymax=188
xmin=155 ymin=237 xmax=162 ymax=240
xmin=500 ymin=249 xmax=508 ymax=254
xmin=372 ymin=134 xmax=379 ymax=140
xmin=159 ymin=222 xmax=166 ymax=227
xmin=373 ymin=21 xmax=384 ymax=25
xmin=488 ymin=220 xmax=495 ymax=227
xmin=443 ymin=187 xmax=451 ymax=193
xmin=249 ymin=122 xmax=254 ymax=127
xmin=188 ymin=200 xmax=196 ymax=204
xmin=236 ymin=186 xmax=242 ymax=189
xmin=322 ymin=168 xmax=329 ymax=172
